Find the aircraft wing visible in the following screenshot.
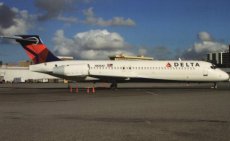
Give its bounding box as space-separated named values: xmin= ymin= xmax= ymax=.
xmin=88 ymin=72 xmax=155 ymax=82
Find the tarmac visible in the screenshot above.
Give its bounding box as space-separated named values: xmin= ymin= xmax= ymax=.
xmin=0 ymin=82 xmax=230 ymax=141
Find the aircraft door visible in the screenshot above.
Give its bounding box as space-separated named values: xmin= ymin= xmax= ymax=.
xmin=0 ymin=71 xmax=5 ymax=77
xmin=87 ymin=64 xmax=90 ymax=75
xmin=0 ymin=71 xmax=5 ymax=82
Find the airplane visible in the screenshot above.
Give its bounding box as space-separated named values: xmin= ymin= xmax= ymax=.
xmin=1 ymin=35 xmax=229 ymax=88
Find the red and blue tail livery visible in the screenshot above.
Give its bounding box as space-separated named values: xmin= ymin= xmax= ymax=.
xmin=14 ymin=35 xmax=60 ymax=64
xmin=0 ymin=35 xmax=60 ymax=64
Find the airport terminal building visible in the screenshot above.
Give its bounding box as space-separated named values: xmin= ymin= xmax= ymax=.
xmin=0 ymin=65 xmax=60 ymax=83
xmin=207 ymin=46 xmax=230 ymax=74
xmin=207 ymin=51 xmax=230 ymax=68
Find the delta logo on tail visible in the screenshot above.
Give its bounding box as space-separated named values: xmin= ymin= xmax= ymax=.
xmin=15 ymin=35 xmax=60 ymax=64
xmin=166 ymin=62 xmax=200 ymax=67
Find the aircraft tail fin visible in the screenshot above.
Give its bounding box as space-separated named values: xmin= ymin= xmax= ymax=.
xmin=1 ymin=35 xmax=60 ymax=64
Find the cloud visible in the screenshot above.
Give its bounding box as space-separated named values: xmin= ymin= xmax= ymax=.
xmin=56 ymin=15 xmax=78 ymax=24
xmin=83 ymin=7 xmax=136 ymax=27
xmin=74 ymin=29 xmax=127 ymax=50
xmin=0 ymin=4 xmax=16 ymax=28
xmin=138 ymin=48 xmax=147 ymax=56
xmin=181 ymin=32 xmax=228 ymax=59
xmin=53 ymin=29 xmax=134 ymax=59
xmin=35 ymin=0 xmax=91 ymax=21
xmin=34 ymin=1 xmax=136 ymax=26
xmin=35 ymin=0 xmax=73 ymax=21
xmin=0 ymin=3 xmax=35 ymax=37
xmin=198 ymin=31 xmax=213 ymax=42
xmin=134 ymin=32 xmax=228 ymax=60
xmin=78 ymin=50 xmax=134 ymax=60
xmin=53 ymin=30 xmax=228 ymax=60
xmin=151 ymin=46 xmax=173 ymax=60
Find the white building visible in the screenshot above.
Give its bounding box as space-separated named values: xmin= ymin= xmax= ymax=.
xmin=0 ymin=65 xmax=59 ymax=83
xmin=206 ymin=46 xmax=230 ymax=68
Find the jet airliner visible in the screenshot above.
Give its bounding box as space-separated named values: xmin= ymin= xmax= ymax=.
xmin=1 ymin=35 xmax=229 ymax=88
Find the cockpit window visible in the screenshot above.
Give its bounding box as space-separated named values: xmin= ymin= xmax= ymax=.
xmin=210 ymin=64 xmax=216 ymax=69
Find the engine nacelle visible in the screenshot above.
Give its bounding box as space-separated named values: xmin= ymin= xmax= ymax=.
xmin=52 ymin=64 xmax=89 ymax=76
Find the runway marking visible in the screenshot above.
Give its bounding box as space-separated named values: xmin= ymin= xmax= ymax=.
xmin=145 ymin=91 xmax=158 ymax=95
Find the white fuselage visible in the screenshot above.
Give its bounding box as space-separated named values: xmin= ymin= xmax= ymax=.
xmin=29 ymin=60 xmax=229 ymax=83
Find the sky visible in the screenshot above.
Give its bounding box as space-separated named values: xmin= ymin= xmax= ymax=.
xmin=0 ymin=0 xmax=230 ymax=63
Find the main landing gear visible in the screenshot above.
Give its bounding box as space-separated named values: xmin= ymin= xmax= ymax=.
xmin=110 ymin=81 xmax=118 ymax=89
xmin=212 ymin=82 xmax=218 ymax=89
